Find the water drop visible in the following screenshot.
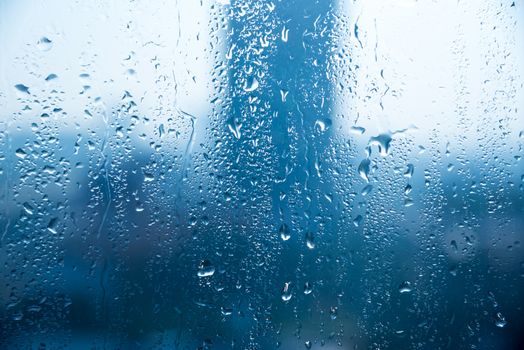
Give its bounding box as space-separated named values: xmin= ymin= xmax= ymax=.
xmin=280 ymin=89 xmax=289 ymax=102
xmin=279 ymin=223 xmax=291 ymax=241
xmin=14 ymin=84 xmax=30 ymax=95
xmin=47 ymin=218 xmax=58 ymax=234
xmin=144 ymin=172 xmax=155 ymax=182
xmin=23 ymin=202 xmax=34 ymax=215
xmin=197 ymin=260 xmax=215 ymax=277
xmin=304 ymin=282 xmax=312 ymax=295
xmin=15 ymin=148 xmax=27 ymax=159
xmin=350 ymin=126 xmax=366 ymax=135
xmin=281 ymin=282 xmax=292 ymax=301
xmin=305 ymin=232 xmax=315 ymax=249
xmin=361 ymin=184 xmax=373 ymax=196
xmin=404 ymin=164 xmax=414 ymax=178
xmin=227 ymin=118 xmax=243 ymax=140
xmin=314 ymin=118 xmax=332 ymax=133
xmin=37 ymin=37 xmax=53 ymax=51
xmin=368 ymin=133 xmax=392 ymax=156
xmin=495 ymin=312 xmax=507 ymax=328
xmin=281 ymin=26 xmax=289 ymax=42
xmin=353 ymin=215 xmax=363 ymax=227
xmin=221 ymin=307 xmax=233 ymax=316
xmin=358 ymin=158 xmax=371 ymax=182
xmin=45 ymin=73 xmax=58 ymax=81
xmin=43 ymin=165 xmax=56 ymax=175
xmin=398 ymin=281 xmax=412 ymax=293
xmin=243 ymin=76 xmax=259 ymax=92
xmin=330 ymin=306 xmax=338 ymax=320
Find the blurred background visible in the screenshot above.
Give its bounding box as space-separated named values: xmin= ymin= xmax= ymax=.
xmin=0 ymin=0 xmax=523 ymax=348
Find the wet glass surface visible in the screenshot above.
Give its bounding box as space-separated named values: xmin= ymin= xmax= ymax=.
xmin=1 ymin=0 xmax=524 ymax=349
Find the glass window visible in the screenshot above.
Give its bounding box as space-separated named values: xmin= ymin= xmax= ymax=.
xmin=1 ymin=0 xmax=523 ymax=348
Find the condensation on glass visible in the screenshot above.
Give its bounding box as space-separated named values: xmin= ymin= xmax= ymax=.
xmin=0 ymin=0 xmax=523 ymax=349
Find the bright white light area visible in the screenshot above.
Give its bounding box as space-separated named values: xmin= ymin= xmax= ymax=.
xmin=335 ymin=0 xmax=524 ymax=152
xmin=0 ymin=0 xmax=217 ymax=141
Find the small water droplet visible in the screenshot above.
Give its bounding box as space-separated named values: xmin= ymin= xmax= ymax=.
xmin=280 ymin=89 xmax=289 ymax=103
xmin=227 ymin=118 xmax=243 ymax=139
xmin=47 ymin=218 xmax=58 ymax=234
xmin=350 ymin=126 xmax=366 ymax=135
xmin=225 ymin=44 xmax=235 ymax=59
xmin=330 ymin=306 xmax=338 ymax=320
xmin=43 ymin=165 xmax=56 ymax=175
xmin=368 ymin=133 xmax=392 ymax=156
xmin=495 ymin=312 xmax=507 ymax=328
xmin=15 ymin=148 xmax=27 ymax=159
xmin=197 ymin=260 xmax=215 ymax=277
xmin=45 ymin=73 xmax=58 ymax=81
xmin=305 ymin=232 xmax=315 ymax=249
xmin=361 ymin=184 xmax=373 ymax=196
xmin=37 ymin=37 xmax=53 ymax=51
xmin=353 ymin=215 xmax=363 ymax=227
xmin=281 ymin=282 xmax=292 ymax=301
xmin=398 ymin=281 xmax=412 ymax=293
xmin=243 ymin=76 xmax=259 ymax=92
xmin=221 ymin=307 xmax=233 ymax=316
xmin=314 ymin=118 xmax=332 ymax=133
xmin=144 ymin=172 xmax=155 ymax=182
xmin=281 ymin=26 xmax=289 ymax=42
xmin=14 ymin=84 xmax=30 ymax=95
xmin=12 ymin=311 xmax=23 ymax=321
xmin=23 ymin=202 xmax=34 ymax=215
xmin=279 ymin=223 xmax=291 ymax=241
xmin=358 ymin=158 xmax=371 ymax=182
xmin=404 ymin=164 xmax=414 ymax=178
xmin=304 ymin=282 xmax=312 ymax=295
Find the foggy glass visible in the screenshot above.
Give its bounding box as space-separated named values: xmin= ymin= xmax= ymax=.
xmin=1 ymin=0 xmax=523 ymax=349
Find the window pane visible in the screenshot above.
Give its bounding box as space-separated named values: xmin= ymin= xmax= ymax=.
xmin=1 ymin=0 xmax=523 ymax=348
